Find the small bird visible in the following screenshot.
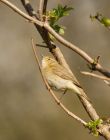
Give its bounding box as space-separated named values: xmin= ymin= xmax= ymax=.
xmin=42 ymin=56 xmax=88 ymax=100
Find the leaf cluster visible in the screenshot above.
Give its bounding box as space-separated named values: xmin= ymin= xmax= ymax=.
xmin=47 ymin=4 xmax=73 ymax=36
xmin=86 ymin=119 xmax=103 ymax=136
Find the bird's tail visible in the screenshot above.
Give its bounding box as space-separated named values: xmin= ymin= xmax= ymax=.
xmin=69 ymin=83 xmax=90 ymax=102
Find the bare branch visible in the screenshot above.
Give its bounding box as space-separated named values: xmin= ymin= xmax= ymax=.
xmin=38 ymin=0 xmax=48 ymax=20
xmin=81 ymin=71 xmax=110 ymax=81
xmin=31 ymin=38 xmax=87 ymax=126
xmin=104 ymin=80 xmax=110 ymax=86
xmin=43 ymin=0 xmax=48 ymax=14
xmin=38 ymin=0 xmax=44 ymax=20
xmin=0 ymin=0 xmax=43 ymax=26
xmin=81 ymin=71 xmax=110 ymax=86
xmin=94 ymin=14 xmax=110 ymax=31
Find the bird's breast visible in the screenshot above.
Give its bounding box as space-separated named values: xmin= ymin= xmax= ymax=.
xmin=45 ymin=73 xmax=72 ymax=91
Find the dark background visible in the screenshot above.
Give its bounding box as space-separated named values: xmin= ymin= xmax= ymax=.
xmin=0 ymin=0 xmax=110 ymax=140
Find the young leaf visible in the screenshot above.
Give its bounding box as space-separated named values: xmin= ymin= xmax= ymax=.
xmin=101 ymin=17 xmax=110 ymax=27
xmin=90 ymin=13 xmax=110 ymax=27
xmin=86 ymin=119 xmax=103 ymax=136
xmin=47 ymin=4 xmax=73 ymax=37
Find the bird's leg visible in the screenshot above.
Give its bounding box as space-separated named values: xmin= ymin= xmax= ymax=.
xmin=59 ymin=89 xmax=68 ymax=100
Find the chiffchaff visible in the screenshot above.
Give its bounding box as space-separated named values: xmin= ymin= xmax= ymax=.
xmin=42 ymin=56 xmax=88 ymax=100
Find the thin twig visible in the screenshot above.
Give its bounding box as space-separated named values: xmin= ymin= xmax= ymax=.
xmin=36 ymin=43 xmax=48 ymax=48
xmin=95 ymin=15 xmax=110 ymax=31
xmin=0 ymin=0 xmax=43 ymax=26
xmin=38 ymin=0 xmax=44 ymax=21
xmin=81 ymin=71 xmax=110 ymax=86
xmin=81 ymin=71 xmax=110 ymax=81
xmin=104 ymin=80 xmax=110 ymax=86
xmin=38 ymin=0 xmax=48 ymax=20
xmin=31 ymin=38 xmax=87 ymax=126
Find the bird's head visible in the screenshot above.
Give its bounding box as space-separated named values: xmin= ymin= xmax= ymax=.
xmin=42 ymin=56 xmax=57 ymax=69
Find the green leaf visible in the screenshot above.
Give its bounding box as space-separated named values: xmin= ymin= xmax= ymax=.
xmin=59 ymin=27 xmax=65 ymax=35
xmin=90 ymin=13 xmax=110 ymax=27
xmin=86 ymin=119 xmax=103 ymax=136
xmin=101 ymin=17 xmax=110 ymax=27
xmin=47 ymin=4 xmax=73 ymax=37
xmin=48 ymin=4 xmax=73 ymax=21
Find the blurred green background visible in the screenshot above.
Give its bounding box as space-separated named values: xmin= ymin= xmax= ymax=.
xmin=0 ymin=0 xmax=110 ymax=140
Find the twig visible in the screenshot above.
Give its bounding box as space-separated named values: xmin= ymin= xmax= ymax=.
xmin=81 ymin=71 xmax=110 ymax=86
xmin=38 ymin=0 xmax=48 ymax=20
xmin=43 ymin=0 xmax=48 ymax=14
xmin=104 ymin=80 xmax=110 ymax=86
xmin=81 ymin=71 xmax=110 ymax=81
xmin=38 ymin=0 xmax=44 ymax=21
xmin=94 ymin=14 xmax=110 ymax=31
xmin=31 ymin=38 xmax=87 ymax=126
xmin=36 ymin=43 xmax=48 ymax=48
xmin=0 ymin=0 xmax=43 ymax=26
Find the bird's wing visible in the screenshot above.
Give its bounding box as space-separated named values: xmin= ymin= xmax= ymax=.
xmin=52 ymin=64 xmax=82 ymax=88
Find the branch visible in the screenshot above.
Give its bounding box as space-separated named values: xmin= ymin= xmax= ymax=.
xmin=0 ymin=0 xmax=100 ymax=122
xmin=1 ymin=0 xmax=110 ymax=78
xmin=81 ymin=71 xmax=110 ymax=81
xmin=81 ymin=71 xmax=110 ymax=86
xmin=38 ymin=0 xmax=44 ymax=20
xmin=38 ymin=0 xmax=48 ymax=20
xmin=93 ymin=14 xmax=110 ymax=31
xmin=43 ymin=22 xmax=110 ymax=78
xmin=20 ymin=0 xmax=75 ymax=75
xmin=42 ymin=0 xmax=48 ymax=14
xmin=31 ymin=38 xmax=87 ymax=126
xmin=0 ymin=0 xmax=43 ymax=26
